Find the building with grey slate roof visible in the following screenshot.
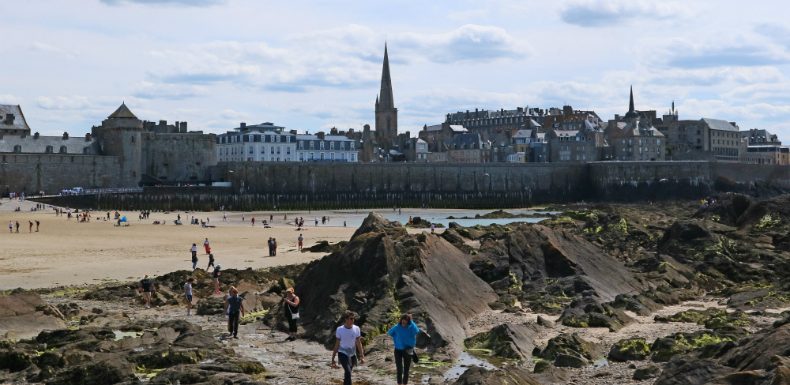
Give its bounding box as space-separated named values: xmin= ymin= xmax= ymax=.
xmin=0 ymin=104 xmax=31 ymax=136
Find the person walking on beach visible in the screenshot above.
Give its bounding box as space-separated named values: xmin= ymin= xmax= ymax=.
xmin=297 ymin=234 xmax=304 ymax=251
xmin=190 ymin=243 xmax=198 ymax=270
xmin=267 ymin=237 xmax=273 ymax=257
xmin=15 ymin=221 xmax=20 ymax=233
xmin=251 ymin=217 xmax=255 ymax=226
xmin=283 ymin=288 xmax=300 ymax=341
xmin=139 ymin=275 xmax=155 ymax=308
xmin=207 ymin=253 xmax=215 ymax=271
xmin=331 ymin=310 xmax=365 ymax=385
xmin=213 ymin=264 xmax=222 ymax=294
xmin=272 ymin=238 xmax=277 ymax=256
xmin=204 ymin=238 xmax=211 ymax=255
xmin=184 ymin=277 xmax=194 ymax=316
xmin=28 ymin=220 xmax=33 ymax=233
xmin=223 ymin=212 xmax=227 ymax=222
xmin=8 ymin=221 xmax=12 ymax=233
xmin=388 ymin=314 xmax=422 ymax=385
xmin=35 ymin=220 xmax=40 ymax=232
xmin=225 ymin=286 xmax=245 ymax=338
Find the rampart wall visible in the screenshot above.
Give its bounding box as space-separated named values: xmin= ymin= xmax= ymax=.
xmin=36 ymin=161 xmax=790 ymax=210
xmin=0 ymin=154 xmax=122 ymax=195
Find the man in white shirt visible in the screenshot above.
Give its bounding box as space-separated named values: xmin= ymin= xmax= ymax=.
xmin=331 ymin=310 xmax=365 ymax=385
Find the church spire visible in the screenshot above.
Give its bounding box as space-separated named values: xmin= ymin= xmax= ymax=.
xmin=624 ymin=85 xmax=638 ymax=120
xmin=378 ymin=42 xmax=395 ymax=110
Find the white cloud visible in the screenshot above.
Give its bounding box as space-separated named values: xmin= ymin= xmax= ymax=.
xmin=0 ymin=95 xmax=20 ymax=105
xmin=132 ymin=81 xmax=208 ymax=100
xmin=29 ymin=42 xmax=78 ymax=58
xmin=560 ymin=0 xmax=688 ymax=27
xmin=100 ymin=0 xmax=224 ymax=6
xmin=396 ymin=24 xmax=528 ymax=63
xmin=36 ymin=96 xmax=93 ymax=110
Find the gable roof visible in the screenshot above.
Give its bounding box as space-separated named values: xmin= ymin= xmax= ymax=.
xmin=0 ymin=104 xmax=31 ymax=132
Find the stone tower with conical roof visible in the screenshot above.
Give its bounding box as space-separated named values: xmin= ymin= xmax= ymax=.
xmin=375 ymin=43 xmax=398 ymax=152
xmin=92 ymin=102 xmax=144 ymax=186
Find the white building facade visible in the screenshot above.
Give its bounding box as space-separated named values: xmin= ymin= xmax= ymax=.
xmin=217 ymin=123 xmax=359 ymax=163
xmin=296 ymin=134 xmax=358 ymax=162
xmin=216 ymin=123 xmax=296 ymax=162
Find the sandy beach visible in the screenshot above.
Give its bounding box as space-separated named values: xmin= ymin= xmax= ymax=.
xmin=1 ymin=198 xmax=505 ymax=290
xmin=0 ymin=198 xmax=364 ymax=290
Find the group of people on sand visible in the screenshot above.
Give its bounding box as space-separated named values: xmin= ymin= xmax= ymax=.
xmin=7 ymin=220 xmax=40 ymax=233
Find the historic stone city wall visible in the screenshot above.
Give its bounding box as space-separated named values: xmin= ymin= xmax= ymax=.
xmin=143 ymin=133 xmax=217 ymax=183
xmin=29 ymin=161 xmax=790 ymax=210
xmin=0 ymin=153 xmax=122 ymax=195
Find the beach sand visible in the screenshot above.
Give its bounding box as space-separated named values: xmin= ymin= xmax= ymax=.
xmin=0 ymin=198 xmax=362 ymax=290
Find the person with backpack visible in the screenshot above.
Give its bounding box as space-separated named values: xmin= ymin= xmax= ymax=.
xmin=139 ymin=275 xmax=155 ymax=309
xmin=283 ymin=288 xmax=300 ymax=341
xmin=387 ymin=314 xmax=424 ymax=385
xmin=331 ymin=311 xmax=365 ymax=385
xmin=225 ymin=286 xmax=245 ymax=339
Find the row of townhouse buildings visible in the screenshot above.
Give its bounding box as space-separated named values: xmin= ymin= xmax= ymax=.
xmin=404 ymin=88 xmax=788 ymax=165
xmin=215 ymin=122 xmax=359 ymax=163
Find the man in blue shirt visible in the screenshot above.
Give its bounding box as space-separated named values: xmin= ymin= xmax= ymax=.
xmin=387 ymin=314 xmax=424 ymax=385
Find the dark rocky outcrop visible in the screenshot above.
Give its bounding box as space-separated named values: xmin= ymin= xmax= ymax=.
xmin=288 ymin=213 xmax=496 ymax=353
xmin=303 ymin=240 xmax=347 ymax=253
xmin=537 ymin=333 xmax=602 ymax=368
xmin=464 ymin=323 xmax=542 ymax=360
xmin=608 ymin=337 xmax=651 ymax=362
xmin=453 ymin=366 xmax=544 ymax=385
xmin=633 ymin=364 xmax=662 ymax=380
xmin=0 ymin=320 xmax=266 ymax=385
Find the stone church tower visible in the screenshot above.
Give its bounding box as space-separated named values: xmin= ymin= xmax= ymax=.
xmin=375 ymin=43 xmax=398 ymax=151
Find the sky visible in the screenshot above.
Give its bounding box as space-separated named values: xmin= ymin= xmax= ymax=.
xmin=2 ymin=0 xmax=789 ymax=141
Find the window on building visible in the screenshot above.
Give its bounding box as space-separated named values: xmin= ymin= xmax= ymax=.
xmin=13 ymin=145 xmax=21 ymax=153
xmin=60 ymin=145 xmax=67 ymax=154
xmin=286 ymin=147 xmax=291 ymax=155
xmin=45 ymin=145 xmax=54 ymax=153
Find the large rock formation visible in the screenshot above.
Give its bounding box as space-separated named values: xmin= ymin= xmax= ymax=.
xmin=0 ymin=292 xmax=66 ymax=340
xmin=0 ymin=319 xmax=265 ymax=385
xmin=290 ymin=213 xmax=497 ymax=352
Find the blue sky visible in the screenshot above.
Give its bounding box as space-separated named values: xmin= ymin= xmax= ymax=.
xmin=2 ymin=0 xmax=789 ymax=141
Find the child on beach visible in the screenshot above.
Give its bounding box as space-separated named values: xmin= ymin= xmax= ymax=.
xmin=190 ymin=243 xmax=198 ymax=270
